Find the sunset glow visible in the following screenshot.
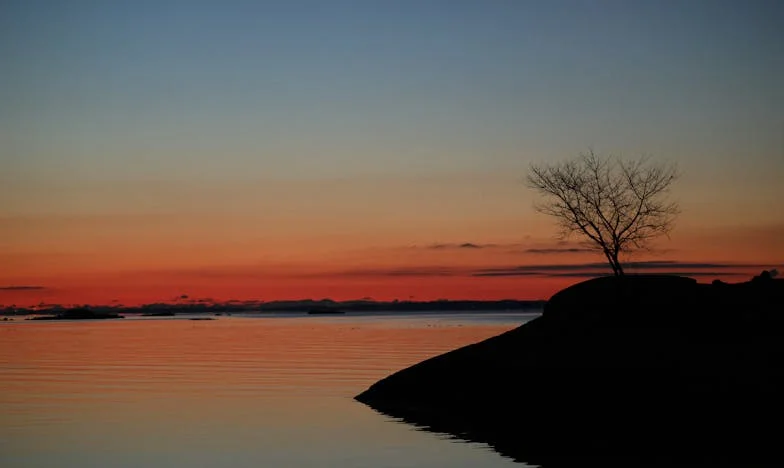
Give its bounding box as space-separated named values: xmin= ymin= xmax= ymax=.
xmin=2 ymin=1 xmax=782 ymax=307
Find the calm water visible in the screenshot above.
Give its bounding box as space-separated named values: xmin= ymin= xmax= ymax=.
xmin=0 ymin=311 xmax=539 ymax=467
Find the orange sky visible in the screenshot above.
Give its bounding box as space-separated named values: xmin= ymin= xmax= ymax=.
xmin=3 ymin=3 xmax=783 ymax=308
xmin=1 ymin=174 xmax=781 ymax=307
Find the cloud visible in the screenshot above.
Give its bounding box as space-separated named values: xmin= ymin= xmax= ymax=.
xmin=0 ymin=285 xmax=46 ymax=291
xmin=524 ymin=247 xmax=596 ymax=254
xmin=520 ymin=241 xmax=674 ymax=256
xmin=474 ymin=270 xmax=747 ymax=278
xmin=316 ymin=260 xmax=769 ymax=280
xmin=161 ymin=259 xmax=775 ymax=283
xmin=426 ymin=242 xmax=498 ymax=250
xmin=472 ymin=261 xmax=767 ymax=278
xmin=331 ymin=267 xmax=461 ymax=278
xmin=420 ymin=242 xmax=601 ymax=253
xmin=474 ymin=262 xmax=609 ymax=275
xmin=625 ymin=261 xmax=765 ymax=270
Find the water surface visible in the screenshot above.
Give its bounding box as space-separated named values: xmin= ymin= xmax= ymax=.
xmin=1 ymin=311 xmax=539 ymax=467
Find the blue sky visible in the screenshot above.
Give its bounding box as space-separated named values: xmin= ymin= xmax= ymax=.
xmin=3 ymin=0 xmax=782 ymax=181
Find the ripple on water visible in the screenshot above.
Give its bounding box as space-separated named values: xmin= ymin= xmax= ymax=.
xmin=0 ymin=313 xmax=532 ymax=468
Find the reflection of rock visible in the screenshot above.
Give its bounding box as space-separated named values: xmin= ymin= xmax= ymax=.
xmin=307 ymin=308 xmax=346 ymax=315
xmin=28 ymin=308 xmax=124 ymax=320
xmin=356 ymin=273 xmax=784 ymax=466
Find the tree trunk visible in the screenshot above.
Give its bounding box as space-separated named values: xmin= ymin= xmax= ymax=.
xmin=603 ymin=250 xmax=621 ymax=276
xmin=611 ymin=251 xmax=624 ymax=276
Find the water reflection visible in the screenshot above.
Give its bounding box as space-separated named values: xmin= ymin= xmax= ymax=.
xmin=0 ymin=313 xmax=534 ymax=468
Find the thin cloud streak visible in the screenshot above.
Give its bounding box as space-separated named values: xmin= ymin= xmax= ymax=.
xmin=0 ymin=285 xmax=46 ymax=291
xmin=135 ymin=260 xmax=773 ymax=283
xmin=317 ymin=260 xmax=768 ymax=280
xmin=473 ymin=261 xmax=768 ymax=278
xmin=419 ymin=242 xmax=598 ymax=254
xmin=475 ymin=271 xmax=748 ymax=278
xmin=327 ymin=267 xmax=461 ymax=278
xmin=425 ymin=243 xmax=499 ymax=250
xmin=524 ymin=247 xmax=596 ymax=254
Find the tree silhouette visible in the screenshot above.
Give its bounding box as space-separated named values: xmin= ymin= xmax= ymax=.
xmin=527 ymin=150 xmax=679 ymax=276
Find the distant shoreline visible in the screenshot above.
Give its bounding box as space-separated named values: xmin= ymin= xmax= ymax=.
xmin=1 ymin=299 xmax=546 ymax=317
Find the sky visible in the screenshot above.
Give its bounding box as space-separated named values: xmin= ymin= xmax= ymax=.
xmin=2 ymin=0 xmax=783 ymax=306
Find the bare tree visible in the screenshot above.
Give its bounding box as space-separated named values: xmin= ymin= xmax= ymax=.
xmin=527 ymin=150 xmax=679 ymax=276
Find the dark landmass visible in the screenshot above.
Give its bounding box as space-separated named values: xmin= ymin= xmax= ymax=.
xmin=355 ymin=271 xmax=784 ymax=467
xmin=2 ymin=299 xmax=544 ymax=317
xmin=27 ymin=308 xmax=124 ymax=321
xmin=307 ymin=308 xmax=346 ymax=315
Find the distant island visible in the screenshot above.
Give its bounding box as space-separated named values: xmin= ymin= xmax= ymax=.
xmin=26 ymin=308 xmax=124 ymax=321
xmin=2 ymin=298 xmax=545 ymax=317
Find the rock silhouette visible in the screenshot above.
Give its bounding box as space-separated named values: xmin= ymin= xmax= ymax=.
xmin=355 ymin=272 xmax=784 ymax=466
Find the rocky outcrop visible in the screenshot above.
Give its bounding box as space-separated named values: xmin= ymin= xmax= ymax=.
xmin=355 ymin=273 xmax=784 ymax=466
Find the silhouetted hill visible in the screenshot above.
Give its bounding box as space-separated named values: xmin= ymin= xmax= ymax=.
xmin=355 ymin=272 xmax=784 ymax=466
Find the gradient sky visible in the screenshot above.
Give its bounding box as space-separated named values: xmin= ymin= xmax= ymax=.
xmin=2 ymin=0 xmax=782 ymax=306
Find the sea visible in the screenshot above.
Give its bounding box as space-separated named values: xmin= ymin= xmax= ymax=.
xmin=0 ymin=310 xmax=541 ymax=467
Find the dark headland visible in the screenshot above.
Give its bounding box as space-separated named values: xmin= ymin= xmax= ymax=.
xmin=355 ymin=271 xmax=784 ymax=466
